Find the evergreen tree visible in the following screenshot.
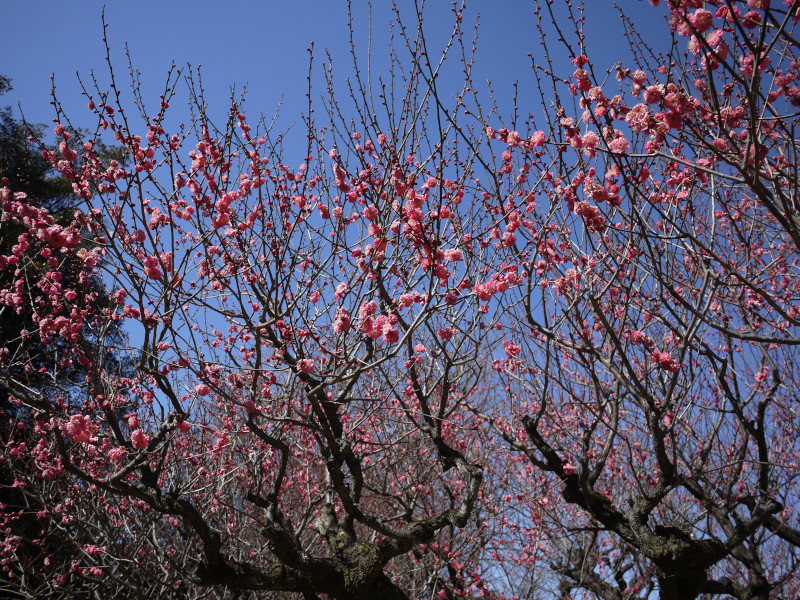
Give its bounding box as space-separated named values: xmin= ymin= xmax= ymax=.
xmin=0 ymin=76 xmax=133 ymax=598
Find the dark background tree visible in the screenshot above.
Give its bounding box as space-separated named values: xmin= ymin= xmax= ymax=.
xmin=0 ymin=76 xmax=136 ymax=599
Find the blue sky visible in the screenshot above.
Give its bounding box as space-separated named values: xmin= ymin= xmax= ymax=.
xmin=0 ymin=0 xmax=669 ymax=390
xmin=2 ymin=1 xmax=665 ymax=138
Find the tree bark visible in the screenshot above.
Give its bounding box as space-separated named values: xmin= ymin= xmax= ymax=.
xmin=357 ymin=572 xmax=410 ymax=600
xmin=656 ymin=569 xmax=708 ymax=600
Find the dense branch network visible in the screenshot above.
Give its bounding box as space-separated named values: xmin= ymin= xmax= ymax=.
xmin=1 ymin=1 xmax=799 ymax=599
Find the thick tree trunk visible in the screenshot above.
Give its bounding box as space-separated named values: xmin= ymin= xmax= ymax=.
xmin=356 ymin=572 xmax=410 ymax=600
xmin=194 ymin=542 xmax=410 ymax=599
xmin=656 ymin=568 xmax=708 ymax=600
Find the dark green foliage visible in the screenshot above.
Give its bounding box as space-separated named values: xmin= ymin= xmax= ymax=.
xmin=0 ymin=77 xmax=133 ymax=598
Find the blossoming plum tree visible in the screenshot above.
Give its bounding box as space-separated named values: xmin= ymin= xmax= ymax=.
xmin=471 ymin=1 xmax=800 ymax=598
xmin=1 ymin=1 xmax=799 ymax=599
xmin=0 ymin=74 xmax=136 ymax=598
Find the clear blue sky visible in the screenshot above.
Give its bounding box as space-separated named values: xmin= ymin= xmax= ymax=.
xmin=0 ymin=0 xmax=667 ymax=404
xmin=2 ymin=1 xmax=664 ymax=138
